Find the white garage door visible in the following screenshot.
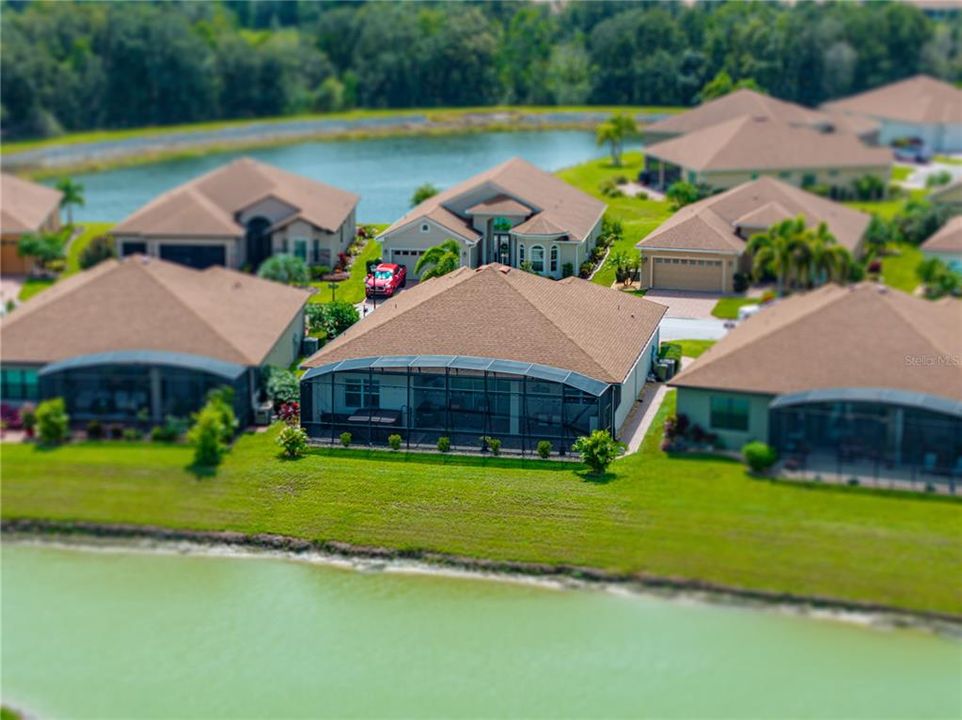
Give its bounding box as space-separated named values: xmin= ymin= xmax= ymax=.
xmin=652 ymin=256 xmax=724 ymax=292
xmin=391 ymin=249 xmax=425 ymax=277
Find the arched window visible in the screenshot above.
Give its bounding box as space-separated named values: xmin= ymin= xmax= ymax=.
xmin=530 ymin=245 xmax=545 ymax=273
xmin=549 ymin=245 xmax=559 ymax=274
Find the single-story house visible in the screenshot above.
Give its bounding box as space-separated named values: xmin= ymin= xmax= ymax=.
xmin=300 ymin=264 xmax=666 ymax=452
xmin=644 ymin=88 xmax=877 ymax=144
xmin=821 ymin=75 xmax=962 ymax=153
xmin=643 ymin=115 xmax=892 ymax=194
xmin=921 ymin=216 xmax=962 ymax=272
xmin=112 ymin=157 xmax=359 ymax=271
xmin=0 ymin=255 xmax=310 ymax=424
xmin=636 ymin=177 xmax=871 ymax=292
xmin=1 ymin=173 xmax=62 ymax=276
xmin=377 ymin=157 xmax=606 ymax=280
xmin=931 ymin=177 xmax=962 ymax=208
xmin=670 ymin=283 xmax=962 ymax=474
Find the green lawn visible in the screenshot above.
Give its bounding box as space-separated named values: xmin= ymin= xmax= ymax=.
xmin=17 ymin=278 xmax=55 ymax=302
xmin=881 ymin=241 xmax=923 ymax=293
xmin=556 ymin=151 xmax=673 ymax=287
xmin=673 ymin=339 xmax=716 ymax=358
xmin=66 ymin=222 xmax=115 ymax=275
xmin=934 ymin=155 xmax=962 ymax=166
xmin=890 ymin=165 xmax=913 ymax=182
xmin=711 ymin=296 xmax=758 ymax=319
xmin=308 ymin=236 xmax=384 ymax=305
xmin=3 ymin=413 xmax=960 ymax=615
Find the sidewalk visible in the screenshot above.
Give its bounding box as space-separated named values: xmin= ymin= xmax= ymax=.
xmin=619 ymin=383 xmax=669 ymax=455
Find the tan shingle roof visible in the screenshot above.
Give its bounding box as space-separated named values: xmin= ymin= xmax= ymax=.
xmin=645 ymin=116 xmax=892 ymax=173
xmin=638 ymin=177 xmax=871 ymax=254
xmin=645 ymin=89 xmax=829 ymax=138
xmin=113 ymin=157 xmax=358 ymax=237
xmin=380 ymin=157 xmax=605 ymax=243
xmin=0 ymin=255 xmax=309 ymax=366
xmin=303 ymin=264 xmax=666 ymax=384
xmin=931 ymin=177 xmax=962 ymax=205
xmin=671 ymin=284 xmax=962 ymax=401
xmin=1 ymin=174 xmax=62 ymax=234
xmin=822 ymin=75 xmax=962 ymax=125
xmin=466 ymin=195 xmax=532 ymax=217
xmin=921 ymin=216 xmax=962 ymax=254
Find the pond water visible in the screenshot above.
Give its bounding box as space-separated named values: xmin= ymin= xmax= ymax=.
xmin=63 ymin=130 xmax=610 ymax=225
xmin=3 ymin=542 xmax=960 ymax=719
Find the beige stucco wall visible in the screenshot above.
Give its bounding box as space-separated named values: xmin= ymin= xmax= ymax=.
xmin=614 ymin=326 xmax=660 ymax=434
xmin=697 ymin=165 xmax=891 ymax=192
xmin=261 ymin=307 xmax=306 ymax=370
xmin=238 ymin=197 xmax=298 ymax=226
xmin=674 ymin=387 xmax=774 ymax=451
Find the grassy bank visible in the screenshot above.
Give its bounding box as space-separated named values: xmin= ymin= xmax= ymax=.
xmin=3 ymin=412 xmax=959 ymax=615
xmin=556 ymin=151 xmax=673 ymax=287
xmin=2 ymin=105 xmax=681 ymax=155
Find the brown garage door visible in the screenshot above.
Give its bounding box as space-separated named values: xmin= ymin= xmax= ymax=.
xmin=1 ymin=238 xmax=31 ymax=275
xmin=652 ymin=256 xmax=724 ymax=291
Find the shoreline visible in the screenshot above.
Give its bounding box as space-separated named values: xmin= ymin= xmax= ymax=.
xmin=2 ymin=109 xmax=661 ymax=179
xmin=4 ymin=518 xmax=960 ymax=633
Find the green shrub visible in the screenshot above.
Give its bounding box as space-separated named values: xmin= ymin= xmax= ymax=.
xmin=277 ymin=424 xmax=309 ymax=458
xmin=572 ymin=430 xmax=625 ymax=474
xmin=742 ymin=441 xmax=778 ymax=473
xmin=122 ymin=427 xmax=142 ymax=441
xmin=598 ymin=178 xmax=624 ymax=198
xmin=78 ymin=234 xmax=116 ymax=270
xmin=257 ymin=254 xmax=309 ymax=285
xmin=206 ymin=387 xmax=238 ymax=443
xmin=19 ymin=405 xmax=37 ymax=436
xmin=151 ymin=416 xmax=187 ymax=443
xmin=562 ymin=262 xmax=574 ymax=278
xmin=86 ymin=420 xmax=104 ymax=440
xmin=487 ymin=437 xmax=501 ymax=456
xmin=35 ymin=398 xmax=69 ymax=445
xmin=437 ymin=436 xmax=451 ymax=453
xmin=536 ymin=440 xmax=552 ymax=459
xmin=265 ymin=367 xmax=300 ymax=407
xmin=411 ymin=183 xmax=439 ymax=207
xmin=306 ymin=301 xmax=359 ymax=340
xmin=666 ymin=180 xmax=701 ymax=209
xmin=340 ymin=431 xmax=352 ymax=447
xmin=658 ymin=342 xmax=682 ymax=363
xmin=388 ymin=433 xmax=402 ymax=451
xmin=309 ymin=264 xmax=332 ymax=281
xmin=188 ymin=404 xmax=226 ymax=467
xmin=926 ymin=170 xmax=952 ymax=188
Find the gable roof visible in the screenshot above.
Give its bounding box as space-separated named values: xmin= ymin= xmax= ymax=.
xmin=302 ymin=264 xmax=666 ymax=384
xmin=671 ymin=283 xmax=962 ymax=401
xmin=0 ymin=255 xmax=309 ymax=366
xmin=466 ymin=195 xmax=532 ymax=217
xmin=638 ymin=177 xmax=871 ymax=254
xmin=113 ymin=157 xmax=359 ymax=237
xmin=644 ymin=116 xmax=892 ymax=173
xmin=380 ymin=157 xmax=606 ymax=244
xmin=1 ymin=174 xmax=62 ymax=234
xmin=822 ymin=75 xmax=962 ymax=125
xmin=645 ymin=89 xmax=829 ymax=138
xmin=921 ymin=215 xmax=962 ymax=255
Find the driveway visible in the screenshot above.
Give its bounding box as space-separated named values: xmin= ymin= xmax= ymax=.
xmin=644 ymin=289 xmax=723 ymax=319
xmin=659 ymin=317 xmax=730 ymax=341
xmin=0 ymin=275 xmax=24 ymax=310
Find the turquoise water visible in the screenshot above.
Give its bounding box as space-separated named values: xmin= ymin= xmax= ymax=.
xmin=65 ymin=130 xmax=608 ymax=224
xmin=2 ymin=543 xmax=960 ymax=719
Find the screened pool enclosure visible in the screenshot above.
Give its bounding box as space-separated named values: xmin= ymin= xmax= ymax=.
xmin=38 ymin=351 xmax=251 ymax=424
xmin=300 ymin=355 xmax=618 ymax=453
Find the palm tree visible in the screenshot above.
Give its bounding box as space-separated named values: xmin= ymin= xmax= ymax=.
xmin=746 ymin=217 xmax=806 ymax=295
xmin=806 ymin=224 xmax=851 ymax=286
xmin=55 ymin=177 xmax=85 ymax=226
xmin=595 ymin=113 xmax=637 ymax=167
xmin=415 ymin=239 xmax=461 ymax=280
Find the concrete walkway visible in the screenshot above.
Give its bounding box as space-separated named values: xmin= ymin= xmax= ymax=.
xmin=619 ymin=383 xmax=669 ymax=455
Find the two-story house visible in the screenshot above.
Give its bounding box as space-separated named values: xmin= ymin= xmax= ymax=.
xmin=378 ymin=158 xmax=606 ymax=279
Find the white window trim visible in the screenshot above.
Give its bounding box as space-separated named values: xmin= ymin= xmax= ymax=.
xmin=530 ymin=244 xmax=546 ymax=273
xmin=549 ymin=245 xmax=559 ymax=273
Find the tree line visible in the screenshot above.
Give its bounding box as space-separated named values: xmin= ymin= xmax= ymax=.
xmin=3 ymin=0 xmax=961 ymax=139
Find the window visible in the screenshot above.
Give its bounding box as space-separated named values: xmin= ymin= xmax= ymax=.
xmin=518 ymin=244 xmax=525 ymax=265
xmin=828 ymin=169 xmax=839 ymax=177
xmin=530 ymin=245 xmax=545 ymax=273
xmin=293 ymin=238 xmax=308 ymax=262
xmin=778 ymin=171 xmax=791 ymax=179
xmin=1 ymin=368 xmax=39 ymax=401
xmin=345 ymin=378 xmax=380 ymax=408
xmin=710 ymin=396 xmax=750 ymax=432
xmin=687 ymin=170 xmax=697 ymax=184
xmin=420 ymin=223 xmax=430 ymax=233
xmin=802 ymin=173 xmax=817 ymax=187
xmin=549 ymin=245 xmax=559 ymax=273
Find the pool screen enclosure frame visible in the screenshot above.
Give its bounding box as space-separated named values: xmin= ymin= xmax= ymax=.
xmin=300 ymin=355 xmax=617 ymax=453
